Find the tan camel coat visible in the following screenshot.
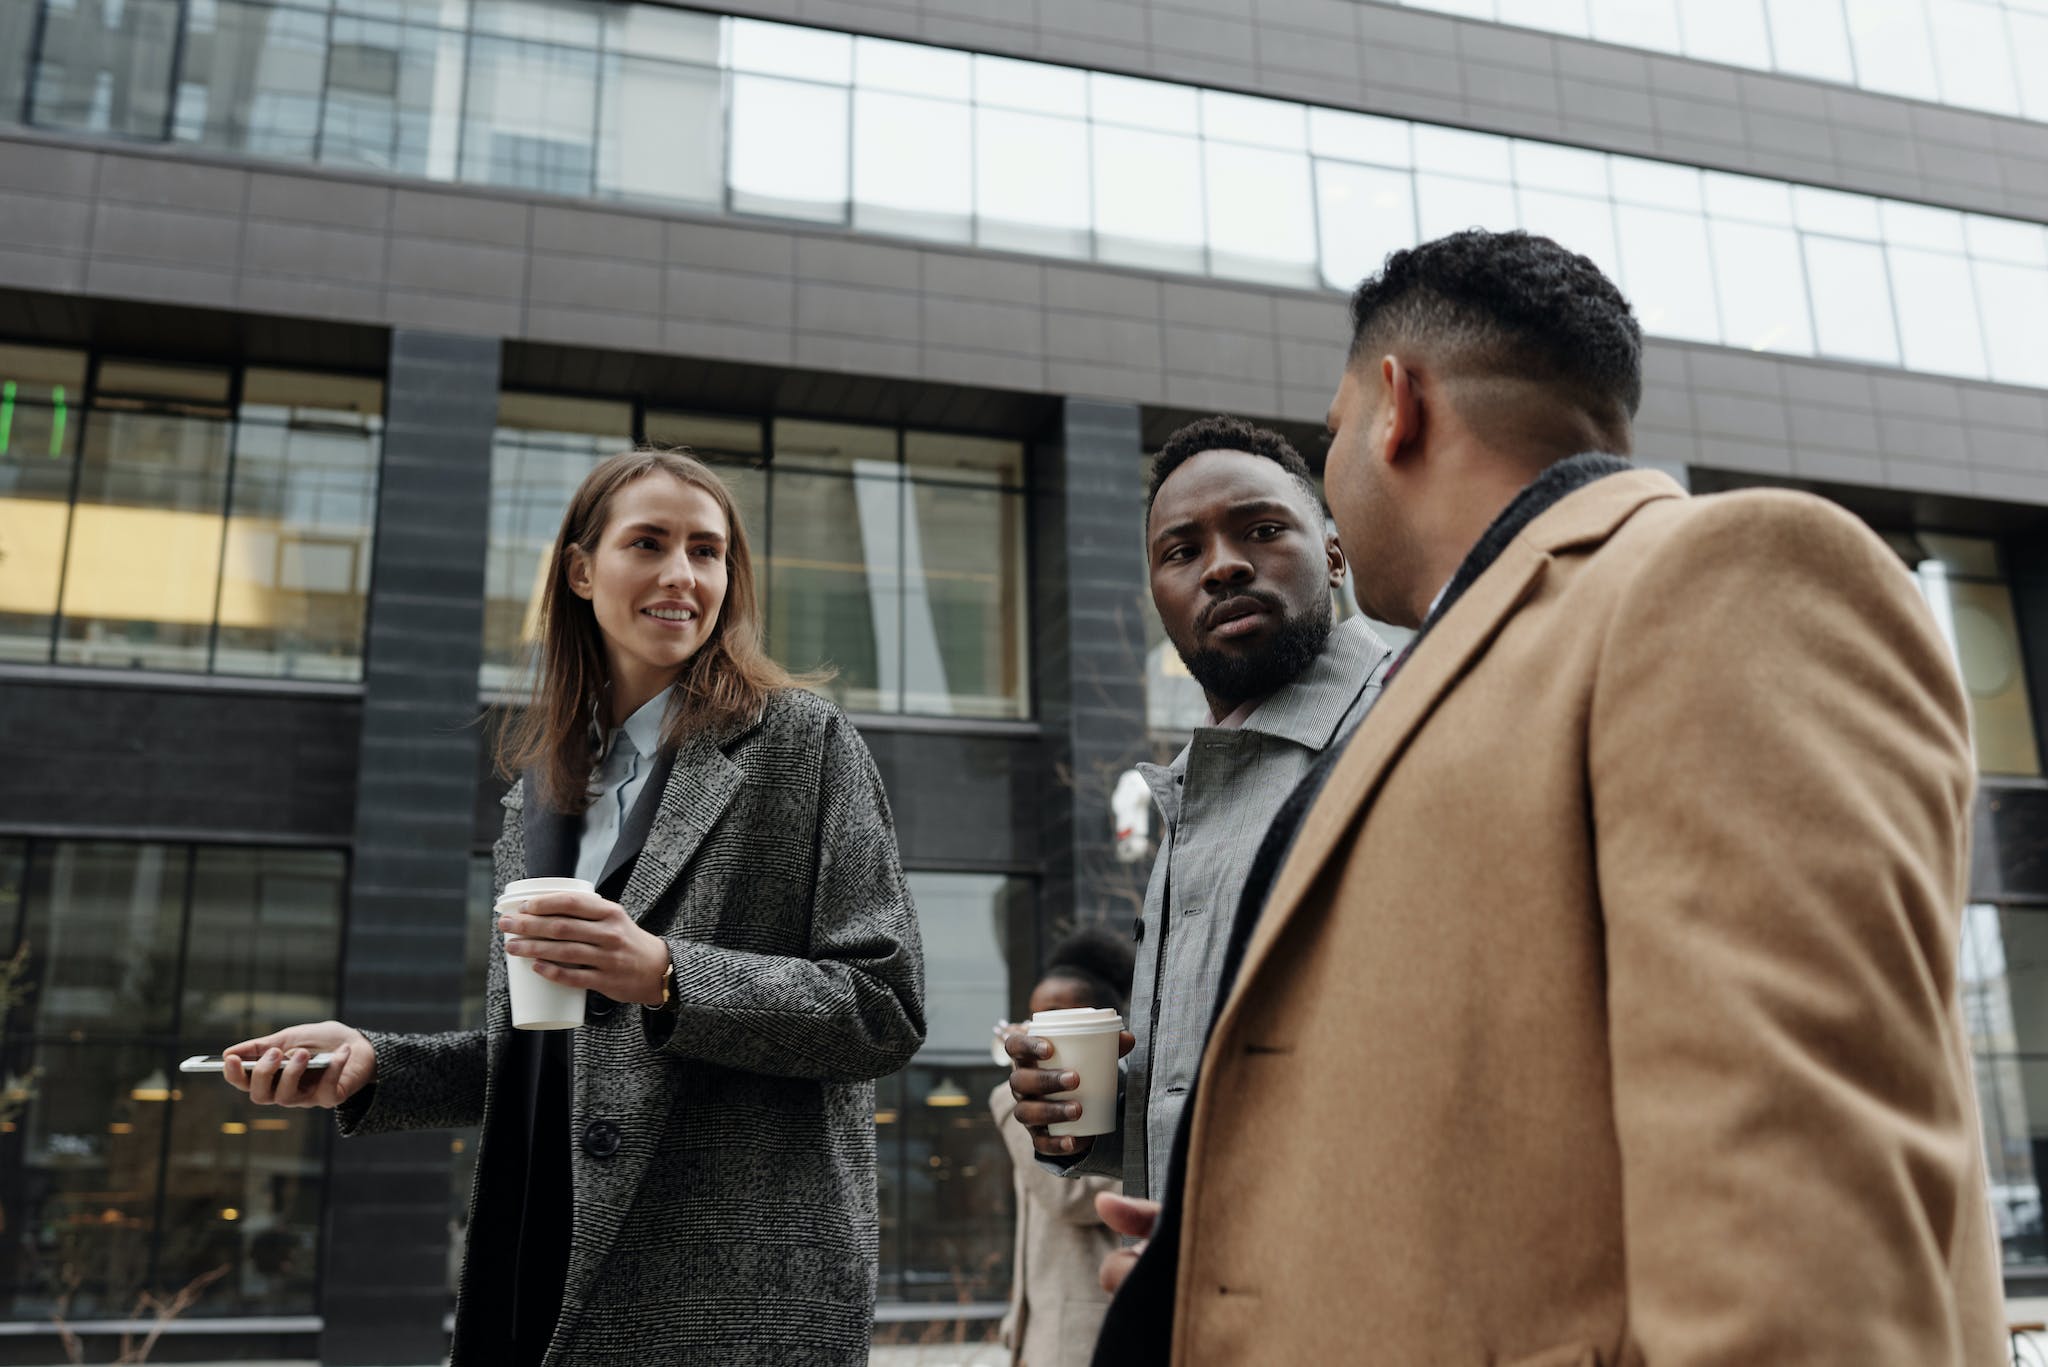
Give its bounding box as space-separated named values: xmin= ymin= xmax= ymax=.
xmin=993 ymin=1082 xmax=1119 ymax=1367
xmin=1170 ymin=471 xmax=2006 ymax=1366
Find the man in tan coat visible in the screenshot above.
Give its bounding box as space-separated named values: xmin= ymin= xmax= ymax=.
xmin=1090 ymin=228 xmax=2007 ymax=1366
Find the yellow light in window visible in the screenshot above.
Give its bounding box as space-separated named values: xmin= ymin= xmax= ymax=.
xmin=220 ymin=1208 xmax=239 ymax=1222
xmin=107 ymin=1122 xmax=134 ymax=1135
xmin=100 ymin=1209 xmax=120 ymax=1224
xmin=129 ymin=1068 xmax=171 ymax=1102
xmin=0 ymin=1122 xmax=14 ymax=1133
xmin=873 ymin=1110 xmax=898 ymax=1126
xmin=220 ymin=1123 xmax=247 ymax=1136
xmin=922 ymin=1076 xmax=970 ymax=1108
xmin=450 ymin=1139 xmax=465 ymax=1154
xmin=251 ymin=1118 xmax=289 ymax=1132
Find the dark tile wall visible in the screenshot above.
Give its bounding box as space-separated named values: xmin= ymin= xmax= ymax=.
xmin=1035 ymin=400 xmax=1152 ymax=937
xmin=321 ymin=329 xmax=499 ymax=1367
xmin=0 ymin=680 xmax=358 ymax=841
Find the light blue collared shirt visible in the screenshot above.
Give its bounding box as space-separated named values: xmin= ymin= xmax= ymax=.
xmin=574 ymin=687 xmax=673 ymax=888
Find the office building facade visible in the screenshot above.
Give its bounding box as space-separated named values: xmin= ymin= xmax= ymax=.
xmin=0 ymin=0 xmax=2043 ymax=1359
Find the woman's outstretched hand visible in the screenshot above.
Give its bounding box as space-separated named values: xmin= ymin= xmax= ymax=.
xmin=223 ymin=1021 xmax=376 ymax=1109
xmin=498 ymin=890 xmax=672 ymax=1007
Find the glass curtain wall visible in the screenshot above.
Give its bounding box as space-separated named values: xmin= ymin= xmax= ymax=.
xmin=482 ymin=399 xmax=1030 ymax=720
xmin=9 ymin=7 xmax=2048 ymax=391
xmin=0 ymin=346 xmax=381 ymax=680
xmin=1385 ymin=0 xmax=2048 ymax=124
xmin=0 ymin=838 xmax=346 ymax=1320
xmin=1963 ymin=900 xmax=2048 ymax=1269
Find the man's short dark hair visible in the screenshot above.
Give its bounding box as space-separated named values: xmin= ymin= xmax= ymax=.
xmin=1146 ymin=415 xmax=1321 ymax=520
xmin=1348 ymin=229 xmax=1643 ymax=445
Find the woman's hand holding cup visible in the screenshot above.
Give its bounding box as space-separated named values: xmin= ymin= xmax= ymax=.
xmin=223 ymin=1021 xmax=375 ymax=1109
xmin=498 ymin=889 xmax=672 ymax=1008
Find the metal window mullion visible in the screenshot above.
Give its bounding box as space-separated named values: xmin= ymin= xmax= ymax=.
xmin=203 ymin=370 xmax=245 ymax=676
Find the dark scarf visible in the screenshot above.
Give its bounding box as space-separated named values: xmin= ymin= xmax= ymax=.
xmin=1089 ymin=452 xmax=1634 ymax=1367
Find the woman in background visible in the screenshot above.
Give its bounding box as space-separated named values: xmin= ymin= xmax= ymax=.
xmin=221 ymin=448 xmax=925 ymax=1367
xmin=991 ymin=927 xmax=1136 ymax=1367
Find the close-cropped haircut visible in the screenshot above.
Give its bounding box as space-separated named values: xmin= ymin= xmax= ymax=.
xmin=1145 ymin=415 xmax=1322 ymax=521
xmin=1043 ymin=926 xmax=1137 ymax=1016
xmin=1348 ymin=229 xmax=1643 ymax=447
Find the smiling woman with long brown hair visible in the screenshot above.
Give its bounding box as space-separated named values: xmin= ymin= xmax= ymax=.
xmin=218 ymin=448 xmax=927 ymax=1367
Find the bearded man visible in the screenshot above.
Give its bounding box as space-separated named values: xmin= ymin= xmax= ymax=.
xmin=1003 ymin=416 xmax=1392 ymax=1205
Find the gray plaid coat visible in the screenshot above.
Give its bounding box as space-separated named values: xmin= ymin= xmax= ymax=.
xmin=337 ymin=688 xmax=927 ymax=1366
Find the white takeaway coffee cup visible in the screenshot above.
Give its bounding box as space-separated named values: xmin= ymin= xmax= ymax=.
xmin=1026 ymin=1006 xmax=1125 ymax=1137
xmin=494 ymin=877 xmax=593 ymax=1031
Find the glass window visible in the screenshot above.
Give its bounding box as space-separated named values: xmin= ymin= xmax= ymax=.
xmin=972 ymin=54 xmax=1085 ymax=117
xmin=481 ymin=393 xmax=632 ymax=692
xmin=0 ymin=839 xmax=345 ymax=1320
xmin=1092 ymin=125 xmax=1205 ymax=275
xmin=1200 ymin=90 xmax=1306 ymax=150
xmin=1765 ymin=0 xmax=1857 ymax=82
xmin=1704 ymin=171 xmax=1795 ymax=226
xmin=1795 ymin=186 xmax=1883 ymax=241
xmin=1803 ymin=236 xmax=1902 ymax=365
xmin=1610 ymin=156 xmax=1702 ymax=213
xmin=1589 ymin=0 xmax=1683 ymax=49
xmin=1513 ymin=141 xmax=1609 ymax=198
xmin=1414 ymin=172 xmax=1517 ymax=245
xmin=1960 ymin=902 xmax=2046 ymax=1269
xmin=2014 ymin=10 xmax=2048 ymax=123
xmin=0 ymin=346 xmax=85 ymax=664
xmin=1414 ymin=126 xmax=1513 ymax=184
xmin=725 ymin=18 xmax=850 ymax=84
xmin=57 ymin=390 xmax=234 ymax=672
xmin=601 ymin=2 xmax=716 ymax=63
xmin=460 ymin=35 xmax=599 ymax=196
xmin=1708 ymin=221 xmax=1814 ymax=354
xmin=1093 ymin=73 xmax=1198 ymax=133
xmin=1517 ymin=190 xmax=1622 ymax=286
xmin=767 ymin=421 xmax=900 ymax=713
xmin=1316 ymin=161 xmax=1418 ymax=291
xmin=1908 ymin=537 xmax=2043 ymax=778
xmin=471 ymin=0 xmax=601 ymax=48
xmin=596 ymin=51 xmax=722 ymax=208
xmin=1510 ymin=0 xmax=1593 ymax=35
xmin=852 ymin=89 xmax=973 ymax=244
xmin=21 ymin=843 xmax=189 ymax=1036
xmin=1308 ymin=108 xmax=1410 ymax=168
xmin=1886 ymin=248 xmax=1988 ymax=380
xmin=1678 ymin=0 xmax=1772 ymax=66
xmin=974 ymin=106 xmax=1091 ymax=260
xmin=1205 ymin=143 xmax=1318 ymax=287
xmin=1615 ymin=205 xmax=1722 ymax=344
xmin=29 ymin=0 xmax=182 ymax=137
xmin=214 ymin=371 xmax=382 ymax=681
xmin=855 ymin=37 xmax=971 ymax=101
xmin=902 ymin=435 xmax=1027 ymax=721
xmin=320 ymin=13 xmax=467 ymax=180
xmin=729 ymin=74 xmax=848 ymax=223
xmin=0 ymin=1 xmax=36 ymax=122
xmin=1843 ymin=0 xmax=1941 ymax=102
xmin=875 ymin=872 xmax=1034 ymax=1304
xmin=172 ymin=0 xmax=329 ymax=159
xmin=1974 ymin=260 xmax=2048 ymax=389
xmin=1929 ymin=0 xmax=2018 ymax=115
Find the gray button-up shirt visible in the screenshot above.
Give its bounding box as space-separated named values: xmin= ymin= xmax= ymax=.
xmin=1061 ymin=616 xmax=1392 ymax=1199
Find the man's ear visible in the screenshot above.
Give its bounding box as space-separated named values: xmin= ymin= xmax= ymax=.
xmin=564 ymin=545 xmax=596 ymax=602
xmin=1324 ymin=528 xmax=1346 ymax=589
xmin=1379 ymin=355 xmax=1423 ymax=466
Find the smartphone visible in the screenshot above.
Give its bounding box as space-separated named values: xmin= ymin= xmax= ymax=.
xmin=179 ymin=1053 xmax=333 ymax=1073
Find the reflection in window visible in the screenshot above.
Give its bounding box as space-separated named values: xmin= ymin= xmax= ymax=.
xmin=320 ymin=13 xmax=466 ymax=179
xmin=172 ymin=0 xmax=329 ymax=159
xmin=0 ymin=838 xmax=345 ymax=1319
xmin=875 ymin=872 xmax=1034 ymax=1308
xmin=28 ymin=0 xmax=181 ymax=137
xmin=598 ymin=49 xmax=722 ymax=208
xmin=1960 ymin=902 xmax=2048 ymax=1268
xmin=1897 ymin=533 xmax=2042 ymax=778
xmin=461 ymin=34 xmax=599 ymax=195
xmin=729 ymin=74 xmax=848 ymax=223
xmin=2 ymin=352 xmax=382 ymax=679
xmin=854 ymin=89 xmax=973 ymax=244
xmin=481 ymin=393 xmax=633 ymax=693
xmin=0 ymin=346 xmax=85 ymax=664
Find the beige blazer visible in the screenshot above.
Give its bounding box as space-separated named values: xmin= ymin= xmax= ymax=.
xmin=1170 ymin=471 xmax=2006 ymax=1366
xmin=992 ymin=1082 xmax=1118 ymax=1367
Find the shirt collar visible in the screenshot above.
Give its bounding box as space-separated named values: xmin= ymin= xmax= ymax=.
xmin=616 ymin=686 xmax=674 ymax=761
xmin=1232 ymin=615 xmax=1389 ymax=751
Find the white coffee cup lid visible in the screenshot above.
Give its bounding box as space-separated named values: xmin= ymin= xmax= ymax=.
xmin=501 ymin=877 xmax=594 ymax=898
xmin=1028 ymin=1007 xmax=1124 ymax=1033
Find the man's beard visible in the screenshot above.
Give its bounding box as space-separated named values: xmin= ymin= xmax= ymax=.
xmin=1173 ymin=590 xmax=1334 ymax=708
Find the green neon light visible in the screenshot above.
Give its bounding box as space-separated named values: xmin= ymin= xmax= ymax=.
xmin=0 ymin=382 xmax=13 ymax=459
xmin=49 ymin=386 xmax=66 ymax=458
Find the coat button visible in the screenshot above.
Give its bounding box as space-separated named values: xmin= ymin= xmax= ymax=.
xmin=582 ymin=1120 xmax=621 ymax=1158
xmin=586 ymin=993 xmax=616 ymax=1019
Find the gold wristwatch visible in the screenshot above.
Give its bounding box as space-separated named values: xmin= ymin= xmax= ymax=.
xmin=656 ymin=961 xmax=677 ymax=1013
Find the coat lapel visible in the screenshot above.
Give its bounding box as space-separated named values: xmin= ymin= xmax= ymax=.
xmin=614 ymin=728 xmax=743 ymax=928
xmin=592 ymin=749 xmax=677 ymax=901
xmin=1213 ymin=470 xmax=1684 ymax=1039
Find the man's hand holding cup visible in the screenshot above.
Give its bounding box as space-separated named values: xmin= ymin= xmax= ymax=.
xmin=1004 ymin=1012 xmax=1135 ymax=1157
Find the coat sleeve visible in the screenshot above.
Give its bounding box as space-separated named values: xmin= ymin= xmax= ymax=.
xmin=335 ymin=1029 xmax=489 ymax=1136
xmin=996 ymin=1081 xmax=1118 ymax=1225
xmin=643 ymin=709 xmax=927 ymax=1081
xmin=1588 ymin=493 xmax=2001 ymax=1364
